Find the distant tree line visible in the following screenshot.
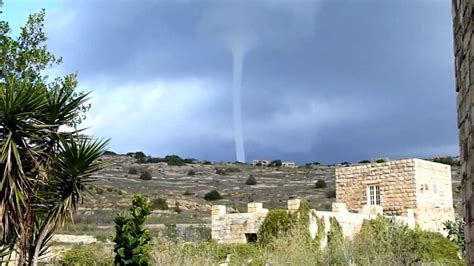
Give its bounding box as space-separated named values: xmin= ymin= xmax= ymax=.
xmin=125 ymin=152 xmax=198 ymax=166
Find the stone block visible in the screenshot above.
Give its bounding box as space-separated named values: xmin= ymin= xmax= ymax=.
xmin=212 ymin=205 xmax=226 ymax=216
xmin=288 ymin=199 xmax=301 ymax=213
xmin=332 ymin=202 xmax=348 ymax=213
xmin=247 ymin=202 xmax=263 ymax=213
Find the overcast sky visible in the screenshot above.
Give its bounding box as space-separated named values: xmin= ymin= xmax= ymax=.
xmin=2 ymin=0 xmax=457 ymax=164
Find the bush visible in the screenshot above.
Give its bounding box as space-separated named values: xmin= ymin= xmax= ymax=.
xmin=353 ymin=216 xmax=462 ymax=265
xmin=140 ymin=170 xmax=152 ymax=180
xmin=113 ymin=194 xmax=152 ymax=265
xmin=103 ymin=150 xmax=117 ymax=155
xmin=376 ymin=159 xmax=386 ymax=163
xmin=245 ymin=175 xmax=257 ymax=186
xmin=60 ymin=243 xmax=113 ymax=265
xmin=314 ymin=180 xmax=327 ymax=189
xmin=128 ymin=167 xmax=138 ymax=175
xmin=325 ymin=189 xmax=336 ymax=198
xmin=95 ymin=188 xmax=104 ymax=194
xmin=340 ymin=161 xmax=350 ymax=165
xmin=204 ymin=190 xmax=222 ymax=201
xmin=358 ymin=160 xmax=371 ymax=164
xmin=258 ymin=209 xmax=295 ymax=246
xmin=151 ymin=198 xmax=169 ymax=210
xmin=203 ymin=160 xmax=212 ymax=165
xmin=184 ymin=158 xmax=197 ymax=164
xmin=187 ymin=169 xmax=196 ymax=176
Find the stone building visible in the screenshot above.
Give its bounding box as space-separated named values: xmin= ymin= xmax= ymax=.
xmin=282 ymin=161 xmax=296 ymax=168
xmin=336 ymin=159 xmax=454 ymax=233
xmin=452 ymin=0 xmax=474 ymax=263
xmin=252 ymin=160 xmax=269 ymax=166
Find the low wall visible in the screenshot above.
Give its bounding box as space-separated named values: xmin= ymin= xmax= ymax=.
xmin=211 ymin=199 xmax=416 ymax=244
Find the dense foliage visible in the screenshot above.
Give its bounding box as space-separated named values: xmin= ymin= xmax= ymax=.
xmin=314 ymin=179 xmax=327 ymax=189
xmin=268 ymin=160 xmax=282 ymax=167
xmin=245 ymin=175 xmax=257 ymax=185
xmin=353 ymin=216 xmax=462 ymax=265
xmin=140 ymin=170 xmax=152 ymax=180
xmin=0 ymin=8 xmax=107 ymax=265
xmin=204 ymin=190 xmax=222 ymax=201
xmin=113 ymin=194 xmax=152 ymax=265
xmin=444 ymin=218 xmax=465 ymax=256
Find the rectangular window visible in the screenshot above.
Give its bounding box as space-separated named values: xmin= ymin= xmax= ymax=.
xmin=368 ymin=185 xmax=381 ymax=205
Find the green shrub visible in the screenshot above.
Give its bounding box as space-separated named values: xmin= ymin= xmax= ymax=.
xmin=151 ymin=198 xmax=168 ymax=210
xmin=203 ymin=160 xmax=212 ymax=165
xmin=184 ymin=158 xmax=197 ymax=164
xmin=113 ymin=194 xmax=152 ymax=265
xmin=325 ymin=189 xmax=336 ymax=198
xmin=444 ymin=219 xmax=465 ymax=256
xmin=340 ymin=161 xmax=350 ymax=165
xmin=128 ymin=167 xmax=138 ymax=174
xmin=245 ymin=175 xmax=257 ymax=186
xmin=314 ymin=179 xmax=327 ymax=189
xmin=258 ymin=209 xmax=294 ymax=246
xmin=353 ymin=216 xmax=462 ymax=265
xmin=358 ymin=160 xmax=371 ymax=164
xmin=376 ymin=159 xmax=386 ymax=163
xmin=187 ymin=169 xmax=196 ymax=176
xmin=204 ymin=190 xmax=222 ymax=201
xmin=95 ymin=188 xmax=104 ymax=194
xmin=183 ymin=190 xmax=194 ymax=196
xmin=60 ymin=243 xmax=113 ymax=265
xmin=140 ymin=170 xmax=152 ymax=180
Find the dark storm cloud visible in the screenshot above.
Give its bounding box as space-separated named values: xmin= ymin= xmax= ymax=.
xmin=44 ymin=0 xmax=456 ymax=163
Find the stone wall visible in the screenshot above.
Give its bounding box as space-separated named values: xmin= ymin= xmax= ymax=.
xmin=336 ymin=159 xmax=454 ymax=234
xmin=452 ymin=0 xmax=474 ymax=263
xmin=211 ymin=203 xmax=268 ymax=244
xmin=211 ymin=200 xmax=416 ymax=245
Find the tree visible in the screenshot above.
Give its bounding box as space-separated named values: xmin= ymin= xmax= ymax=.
xmin=113 ymin=194 xmax=152 ymax=265
xmin=269 ymin=160 xmax=282 ymax=167
xmin=0 ymin=10 xmax=108 ymax=265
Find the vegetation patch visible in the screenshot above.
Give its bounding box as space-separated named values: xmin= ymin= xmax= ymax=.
xmin=204 ymin=190 xmax=222 ymax=201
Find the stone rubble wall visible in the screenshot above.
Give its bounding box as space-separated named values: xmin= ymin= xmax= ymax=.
xmin=452 ymin=0 xmax=473 ymax=263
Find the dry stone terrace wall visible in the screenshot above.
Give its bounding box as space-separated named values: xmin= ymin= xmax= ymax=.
xmin=452 ymin=0 xmax=474 ymax=263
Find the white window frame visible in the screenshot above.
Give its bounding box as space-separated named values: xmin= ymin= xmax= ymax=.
xmin=368 ymin=185 xmax=381 ymax=205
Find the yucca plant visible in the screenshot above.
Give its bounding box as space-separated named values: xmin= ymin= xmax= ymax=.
xmin=0 ymin=8 xmax=108 ymax=265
